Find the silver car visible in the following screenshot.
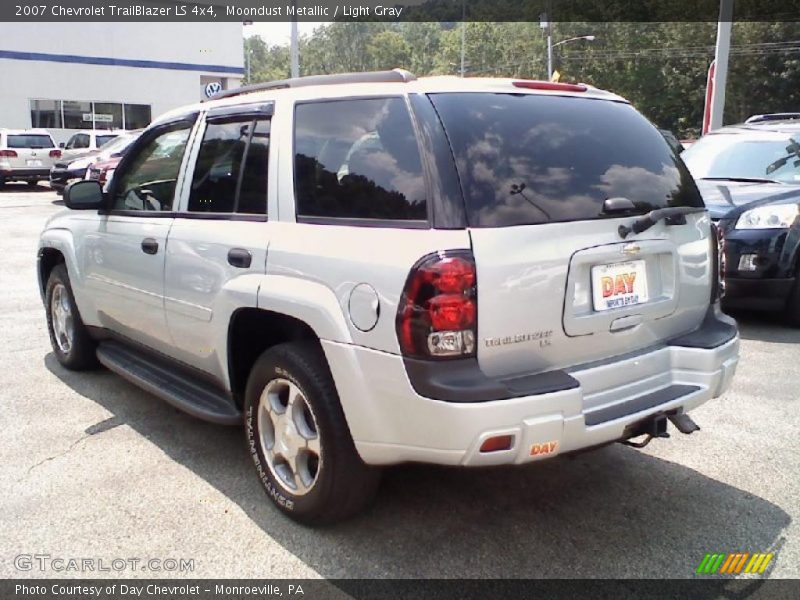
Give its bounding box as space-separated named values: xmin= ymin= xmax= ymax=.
xmin=38 ymin=71 xmax=740 ymax=524
xmin=0 ymin=129 xmax=60 ymax=187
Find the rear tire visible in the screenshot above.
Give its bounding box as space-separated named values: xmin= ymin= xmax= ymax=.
xmin=786 ymin=276 xmax=800 ymax=326
xmin=244 ymin=341 xmax=380 ymax=525
xmin=45 ymin=264 xmax=99 ymax=370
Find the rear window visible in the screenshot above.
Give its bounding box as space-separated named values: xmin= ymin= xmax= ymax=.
xmin=6 ymin=134 xmax=54 ymax=149
xmin=429 ymin=93 xmax=703 ymax=227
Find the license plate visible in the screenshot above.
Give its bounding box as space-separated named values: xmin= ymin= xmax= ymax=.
xmin=26 ymin=159 xmax=42 ymax=167
xmin=591 ymin=260 xmax=649 ymax=311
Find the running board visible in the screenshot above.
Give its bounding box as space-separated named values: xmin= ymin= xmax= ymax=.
xmin=96 ymin=341 xmax=241 ymax=425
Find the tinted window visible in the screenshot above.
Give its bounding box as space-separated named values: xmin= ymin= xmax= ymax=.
xmin=30 ymin=99 xmax=62 ymax=129
xmin=429 ymin=93 xmax=703 ymax=227
xmin=94 ymin=103 xmax=123 ymax=130
xmin=238 ymin=120 xmax=269 ymax=214
xmin=96 ymin=135 xmax=118 ymax=148
xmin=294 ymin=97 xmax=427 ymax=221
xmin=7 ymin=134 xmax=54 ymax=149
xmin=63 ymin=101 xmax=92 ymax=130
xmin=72 ymin=134 xmax=90 ymax=149
xmin=682 ymin=133 xmax=800 ymax=184
xmin=112 ymin=124 xmax=191 ymax=212
xmin=124 ymin=104 xmax=152 ymax=130
xmin=188 ymin=119 xmax=269 ymax=215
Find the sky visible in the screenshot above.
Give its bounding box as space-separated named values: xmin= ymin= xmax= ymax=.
xmin=243 ymin=22 xmax=327 ymax=45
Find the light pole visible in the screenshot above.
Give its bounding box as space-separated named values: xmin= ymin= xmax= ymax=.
xmin=290 ymin=0 xmax=299 ymax=78
xmin=549 ymin=35 xmax=596 ymax=80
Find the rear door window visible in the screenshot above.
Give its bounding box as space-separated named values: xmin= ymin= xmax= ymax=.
xmin=187 ymin=118 xmax=269 ymax=215
xmin=294 ymin=97 xmax=427 ymax=222
xmin=7 ymin=134 xmax=54 ymax=149
xmin=429 ymin=93 xmax=703 ymax=227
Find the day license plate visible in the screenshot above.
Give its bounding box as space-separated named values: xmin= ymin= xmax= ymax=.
xmin=591 ymin=260 xmax=649 ymax=311
xmin=26 ymin=159 xmax=42 ymax=167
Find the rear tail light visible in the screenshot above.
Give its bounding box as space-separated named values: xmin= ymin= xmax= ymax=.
xmin=49 ymin=149 xmax=62 ymax=158
xmin=710 ymin=222 xmax=726 ymax=301
xmin=396 ymin=250 xmax=477 ymax=359
xmin=0 ymin=150 xmax=18 ymax=158
xmin=512 ymin=80 xmax=587 ymax=92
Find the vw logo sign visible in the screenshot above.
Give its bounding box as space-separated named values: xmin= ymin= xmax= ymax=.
xmin=204 ymin=82 xmax=223 ymax=98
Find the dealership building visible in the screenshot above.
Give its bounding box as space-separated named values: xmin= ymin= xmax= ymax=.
xmin=0 ymin=22 xmax=244 ymax=143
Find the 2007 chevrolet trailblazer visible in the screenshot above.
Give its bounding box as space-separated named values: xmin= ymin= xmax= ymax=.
xmin=38 ymin=70 xmax=739 ymax=524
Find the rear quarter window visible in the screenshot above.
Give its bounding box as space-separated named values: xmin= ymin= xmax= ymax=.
xmin=429 ymin=93 xmax=703 ymax=227
xmin=294 ymin=97 xmax=428 ymax=223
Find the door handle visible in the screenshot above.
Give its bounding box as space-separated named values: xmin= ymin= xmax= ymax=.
xmin=227 ymin=248 xmax=252 ymax=268
xmin=141 ymin=238 xmax=159 ymax=255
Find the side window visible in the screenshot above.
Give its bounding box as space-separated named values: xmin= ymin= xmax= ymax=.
xmin=294 ymin=97 xmax=427 ymax=222
xmin=74 ymin=134 xmax=90 ymax=149
xmin=112 ymin=124 xmax=192 ymax=212
xmin=64 ymin=134 xmax=78 ymax=150
xmin=187 ymin=118 xmax=268 ymax=215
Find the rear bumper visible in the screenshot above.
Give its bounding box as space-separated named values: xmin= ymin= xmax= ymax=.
xmin=324 ymin=309 xmax=739 ymax=467
xmin=723 ymin=277 xmax=794 ymax=311
xmin=1 ymin=168 xmax=50 ymax=179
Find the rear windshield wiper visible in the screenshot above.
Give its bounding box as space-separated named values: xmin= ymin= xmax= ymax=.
xmin=618 ymin=206 xmax=706 ymax=239
xmin=700 ymin=176 xmax=783 ymax=184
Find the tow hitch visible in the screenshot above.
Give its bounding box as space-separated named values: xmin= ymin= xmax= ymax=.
xmin=619 ymin=412 xmax=700 ymax=449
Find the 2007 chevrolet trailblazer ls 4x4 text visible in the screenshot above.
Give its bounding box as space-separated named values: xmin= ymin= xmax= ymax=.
xmin=38 ymin=70 xmax=740 ymax=524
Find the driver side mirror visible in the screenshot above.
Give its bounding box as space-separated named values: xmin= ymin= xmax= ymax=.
xmin=64 ymin=180 xmax=104 ymax=210
xmin=59 ymin=142 xmax=65 ymax=149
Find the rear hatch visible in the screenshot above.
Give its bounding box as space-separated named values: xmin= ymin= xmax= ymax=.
xmin=429 ymin=91 xmax=711 ymax=379
xmin=4 ymin=133 xmax=58 ymax=170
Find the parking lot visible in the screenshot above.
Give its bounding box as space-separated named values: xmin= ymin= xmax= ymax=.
xmin=1 ymin=185 xmax=797 ymax=579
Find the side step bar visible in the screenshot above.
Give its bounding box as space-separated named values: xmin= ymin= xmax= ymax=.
xmin=96 ymin=341 xmax=241 ymax=426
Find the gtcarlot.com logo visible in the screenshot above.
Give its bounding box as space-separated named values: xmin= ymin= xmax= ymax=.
xmin=696 ymin=552 xmax=774 ymax=575
xmin=14 ymin=554 xmax=195 ymax=573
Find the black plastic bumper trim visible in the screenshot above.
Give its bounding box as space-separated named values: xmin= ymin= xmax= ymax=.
xmin=403 ymin=356 xmax=579 ymax=403
xmin=584 ymin=384 xmax=700 ymax=426
xmin=668 ymin=305 xmax=738 ymax=350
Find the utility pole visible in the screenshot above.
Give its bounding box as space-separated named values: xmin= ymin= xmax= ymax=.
xmin=290 ymin=0 xmax=299 ymax=78
xmin=460 ymin=1 xmax=466 ymax=77
xmin=709 ymin=0 xmax=733 ymax=130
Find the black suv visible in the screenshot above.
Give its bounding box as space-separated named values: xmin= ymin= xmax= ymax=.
xmin=682 ymin=118 xmax=800 ymax=323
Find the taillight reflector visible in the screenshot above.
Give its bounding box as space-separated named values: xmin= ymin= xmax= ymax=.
xmin=49 ymin=149 xmax=62 ymax=158
xmin=0 ymin=150 xmax=18 ymax=158
xmin=512 ymin=80 xmax=588 ymax=92
xmin=480 ymin=435 xmax=514 ymax=453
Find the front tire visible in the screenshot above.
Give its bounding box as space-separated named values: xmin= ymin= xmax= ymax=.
xmin=244 ymin=342 xmax=380 ymax=525
xmin=45 ymin=264 xmax=98 ymax=370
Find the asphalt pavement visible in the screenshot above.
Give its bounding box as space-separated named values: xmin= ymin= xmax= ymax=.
xmin=1 ymin=185 xmax=797 ymax=579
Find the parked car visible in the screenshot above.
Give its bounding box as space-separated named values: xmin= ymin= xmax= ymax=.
xmin=50 ymin=131 xmax=140 ymax=194
xmin=85 ymin=130 xmax=143 ymax=190
xmin=59 ymin=130 xmax=123 ymax=162
xmin=682 ymin=118 xmax=800 ymax=322
xmin=0 ymin=129 xmax=61 ymax=188
xmin=38 ymin=71 xmax=739 ymax=524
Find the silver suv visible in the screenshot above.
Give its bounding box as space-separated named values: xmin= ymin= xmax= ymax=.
xmin=38 ymin=70 xmax=740 ymax=524
xmin=0 ymin=129 xmax=60 ymax=187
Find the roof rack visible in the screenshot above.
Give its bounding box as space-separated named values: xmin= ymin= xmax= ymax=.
xmin=211 ymin=68 xmax=417 ymax=101
xmin=744 ymin=112 xmax=800 ymax=124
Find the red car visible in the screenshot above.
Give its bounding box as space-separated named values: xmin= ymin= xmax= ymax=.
xmin=86 ymin=155 xmax=120 ymax=190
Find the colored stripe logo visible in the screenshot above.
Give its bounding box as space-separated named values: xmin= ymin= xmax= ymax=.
xmin=696 ymin=552 xmax=774 ymax=574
